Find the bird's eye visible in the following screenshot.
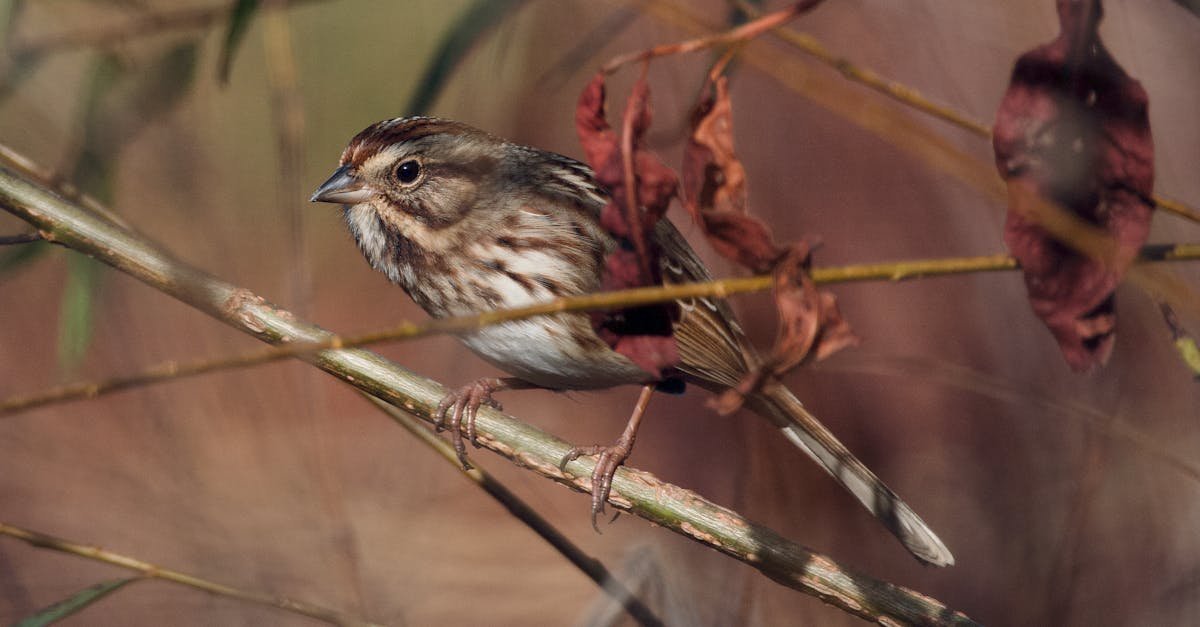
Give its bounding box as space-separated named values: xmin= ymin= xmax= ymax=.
xmin=395 ymin=160 xmax=421 ymax=184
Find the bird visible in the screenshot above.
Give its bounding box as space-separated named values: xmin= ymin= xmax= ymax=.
xmin=311 ymin=116 xmax=953 ymax=566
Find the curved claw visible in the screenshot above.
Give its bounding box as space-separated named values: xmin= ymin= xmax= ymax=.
xmin=560 ymin=443 xmax=631 ymax=531
xmin=465 ymin=385 xmax=501 ymax=448
xmin=434 ymin=395 xmax=455 ymax=432
xmin=559 ymin=386 xmax=653 ymax=531
xmin=435 ymin=378 xmax=506 ymax=470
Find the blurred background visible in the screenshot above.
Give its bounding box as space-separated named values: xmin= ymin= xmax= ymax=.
xmin=1 ymin=0 xmax=1198 ymax=624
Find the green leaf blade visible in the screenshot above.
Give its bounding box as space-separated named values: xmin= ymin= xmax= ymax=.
xmin=405 ymin=0 xmax=525 ymax=115
xmin=217 ymin=0 xmax=261 ymax=84
xmin=15 ymin=577 xmax=140 ymax=627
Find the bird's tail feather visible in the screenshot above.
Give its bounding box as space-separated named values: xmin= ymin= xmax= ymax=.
xmin=745 ymin=383 xmax=954 ymax=567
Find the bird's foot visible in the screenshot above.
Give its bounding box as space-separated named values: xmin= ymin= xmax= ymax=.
xmin=559 ymin=385 xmax=655 ymax=531
xmin=559 ymin=437 xmax=634 ymax=532
xmin=435 ymin=377 xmax=507 ymax=469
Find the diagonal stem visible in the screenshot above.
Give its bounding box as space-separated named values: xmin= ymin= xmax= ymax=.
xmin=0 ymin=157 xmax=977 ymax=626
xmin=0 ymin=521 xmax=379 ymax=626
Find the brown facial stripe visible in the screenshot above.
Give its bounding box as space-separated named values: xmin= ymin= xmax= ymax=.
xmin=422 ymin=158 xmax=496 ymax=186
xmin=381 ymin=194 xmax=440 ymax=227
xmin=341 ymin=117 xmax=496 ymax=167
xmin=380 ymin=159 xmax=494 ymax=230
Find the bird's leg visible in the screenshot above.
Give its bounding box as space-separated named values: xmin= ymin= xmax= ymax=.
xmin=560 ymin=385 xmax=655 ymax=530
xmin=435 ymin=377 xmax=533 ymax=469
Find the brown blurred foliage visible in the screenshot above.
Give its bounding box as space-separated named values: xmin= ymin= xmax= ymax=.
xmin=1 ymin=1 xmax=1198 ymax=625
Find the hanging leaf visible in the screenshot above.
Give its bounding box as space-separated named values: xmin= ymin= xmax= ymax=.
xmin=405 ymin=0 xmax=526 ymax=114
xmin=575 ymin=72 xmax=680 ymax=379
xmin=682 ymin=75 xmax=857 ymax=411
xmin=57 ymin=254 xmax=100 ymax=372
xmin=15 ymin=578 xmax=140 ymax=627
xmin=217 ymin=0 xmax=260 ymax=84
xmin=993 ymin=0 xmax=1154 ymax=371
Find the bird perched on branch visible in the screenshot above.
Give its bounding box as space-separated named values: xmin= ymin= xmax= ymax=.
xmin=312 ymin=116 xmax=953 ymax=567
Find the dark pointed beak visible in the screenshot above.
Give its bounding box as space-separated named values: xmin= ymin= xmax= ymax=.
xmin=310 ymin=165 xmax=375 ymax=204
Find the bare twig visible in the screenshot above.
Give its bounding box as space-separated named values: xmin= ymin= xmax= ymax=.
xmin=1155 ymin=195 xmax=1200 ymax=224
xmin=0 ymin=143 xmax=130 ymax=229
xmin=602 ymin=0 xmax=825 ymax=74
xmin=1161 ymin=302 xmax=1200 ymax=378
xmin=0 ymin=161 xmax=977 ymax=626
xmin=727 ymin=0 xmax=991 ymax=136
xmin=0 ymin=230 xmax=39 ymax=244
xmin=4 ymin=246 xmax=1199 ymax=416
xmin=0 ymin=521 xmax=380 ymax=627
xmin=7 ymin=0 xmax=320 ymax=59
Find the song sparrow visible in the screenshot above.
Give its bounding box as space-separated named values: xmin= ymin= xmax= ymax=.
xmin=312 ymin=117 xmax=953 ymax=567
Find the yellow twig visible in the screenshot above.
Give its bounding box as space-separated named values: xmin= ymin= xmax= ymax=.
xmin=3 ymin=247 xmax=1198 ymax=416
xmin=602 ymin=0 xmax=824 ymax=73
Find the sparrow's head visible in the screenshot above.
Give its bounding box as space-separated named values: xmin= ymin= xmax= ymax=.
xmin=310 ymin=117 xmax=504 ymax=228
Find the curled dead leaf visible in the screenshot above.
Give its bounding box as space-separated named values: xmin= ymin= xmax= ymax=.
xmin=684 ymin=76 xmax=857 ymax=410
xmin=575 ymin=72 xmax=680 ymax=379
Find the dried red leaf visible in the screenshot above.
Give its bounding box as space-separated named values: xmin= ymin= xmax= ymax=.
xmin=681 ymin=77 xmax=779 ymax=273
xmin=684 ymin=77 xmax=857 ymax=410
xmin=575 ymin=72 xmax=680 ymax=379
xmin=993 ymin=0 xmax=1154 ymax=371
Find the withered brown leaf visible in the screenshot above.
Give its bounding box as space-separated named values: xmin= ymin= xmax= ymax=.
xmin=993 ymin=0 xmax=1154 ymax=371
xmin=575 ymin=72 xmax=680 ymax=379
xmin=683 ymin=76 xmax=857 ymax=410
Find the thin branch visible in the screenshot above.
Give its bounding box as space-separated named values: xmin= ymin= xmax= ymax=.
xmin=1156 ymin=194 xmax=1200 ymax=224
xmin=601 ymin=0 xmax=825 ymax=74
xmin=6 ymin=0 xmax=321 ymax=59
xmin=0 ymin=521 xmax=380 ymax=627
xmin=363 ymin=394 xmax=663 ymax=627
xmin=0 ymin=157 xmax=976 ymax=626
xmin=1161 ymin=302 xmax=1200 ymax=378
xmin=726 ymin=0 xmax=1200 ymax=224
xmin=0 ymin=143 xmax=130 ymax=229
xmin=727 ymin=0 xmax=990 ymax=136
xmin=9 ymin=6 xmax=217 ymax=57
xmin=0 ymin=230 xmax=39 ymax=244
xmin=4 ymin=246 xmax=1199 ymax=416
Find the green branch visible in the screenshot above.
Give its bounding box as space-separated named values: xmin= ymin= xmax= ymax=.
xmin=0 ymin=162 xmax=976 ymax=625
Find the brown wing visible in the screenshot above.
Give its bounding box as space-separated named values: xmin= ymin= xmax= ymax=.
xmin=653 ymin=217 xmax=759 ymax=389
